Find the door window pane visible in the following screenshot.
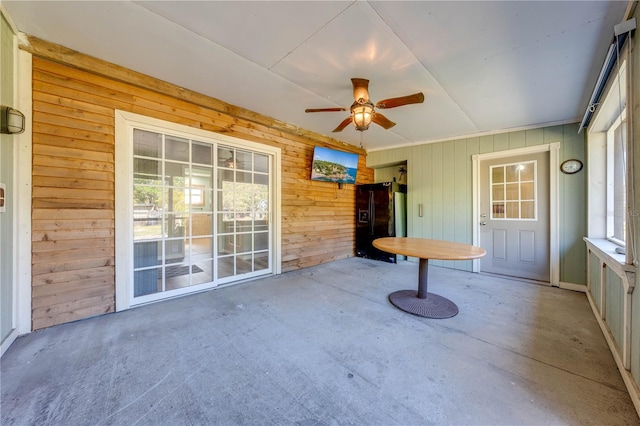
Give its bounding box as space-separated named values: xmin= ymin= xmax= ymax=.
xmin=506 ymin=202 xmax=519 ymax=219
xmin=193 ymin=142 xmax=213 ymax=166
xmin=492 ymin=167 xmax=504 ymax=183
xmin=165 ymin=162 xmax=188 ymax=187
xmin=490 ymin=161 xmax=537 ymax=220
xmin=521 ymin=182 xmax=535 ymax=200
xmin=255 ymin=232 xmax=269 ymax=251
xmin=236 ymin=150 xmax=252 ymax=171
xmin=255 ymin=252 xmax=269 ymax=271
xmin=521 ymin=201 xmax=535 ymax=219
xmin=505 ymin=183 xmax=519 ymax=201
xmin=134 ymin=129 xmax=161 ymax=158
xmin=165 ymin=136 xmax=189 ymax=162
xmin=216 ymin=146 xmax=271 ymax=280
xmin=218 ymin=256 xmax=234 ymax=278
xmin=255 ymin=154 xmax=268 ymax=173
xmin=134 ymin=158 xmax=162 ymax=184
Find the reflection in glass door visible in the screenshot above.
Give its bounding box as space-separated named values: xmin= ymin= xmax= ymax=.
xmin=131 ymin=130 xmax=271 ymax=303
xmin=217 ymin=146 xmax=270 ymax=280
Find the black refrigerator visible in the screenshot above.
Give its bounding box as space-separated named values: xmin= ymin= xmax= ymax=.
xmin=356 ymin=182 xmax=407 ymax=263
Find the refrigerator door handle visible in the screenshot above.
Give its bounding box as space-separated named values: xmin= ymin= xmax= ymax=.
xmin=369 ymin=191 xmax=374 ymax=235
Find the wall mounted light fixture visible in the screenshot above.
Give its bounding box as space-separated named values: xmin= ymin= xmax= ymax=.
xmin=1 ymin=106 xmax=25 ymax=134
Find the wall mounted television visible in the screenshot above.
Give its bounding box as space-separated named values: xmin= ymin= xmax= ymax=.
xmin=310 ymin=146 xmax=359 ymax=184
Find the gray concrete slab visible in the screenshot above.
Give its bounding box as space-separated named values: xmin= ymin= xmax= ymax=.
xmin=1 ymin=258 xmax=638 ymax=425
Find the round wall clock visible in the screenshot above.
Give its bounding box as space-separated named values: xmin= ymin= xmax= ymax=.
xmin=560 ymin=159 xmax=583 ymax=174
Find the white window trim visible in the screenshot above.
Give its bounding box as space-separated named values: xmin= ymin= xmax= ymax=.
xmin=605 ymin=108 xmax=626 ymax=246
xmin=587 ymin=58 xmax=632 ymax=267
xmin=114 ymin=110 xmax=281 ymax=311
xmin=3 ymin=31 xmax=32 ymax=352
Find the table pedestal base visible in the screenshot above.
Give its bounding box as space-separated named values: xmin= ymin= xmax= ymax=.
xmin=388 ymin=290 xmax=459 ymax=319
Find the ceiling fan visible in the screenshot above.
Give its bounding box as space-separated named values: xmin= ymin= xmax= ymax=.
xmin=305 ymin=78 xmax=424 ymax=132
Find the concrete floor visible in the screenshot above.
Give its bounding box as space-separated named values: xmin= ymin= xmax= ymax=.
xmin=1 ymin=258 xmax=638 ymax=425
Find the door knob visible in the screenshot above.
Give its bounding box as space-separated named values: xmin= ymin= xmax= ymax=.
xmin=480 ymin=221 xmax=487 ymax=226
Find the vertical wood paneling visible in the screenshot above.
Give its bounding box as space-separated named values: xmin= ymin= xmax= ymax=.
xmin=479 ymin=135 xmax=494 ymax=154
xmin=559 ymin=123 xmax=587 ymax=285
xmin=509 ymin=130 xmax=526 ymax=149
xmin=410 ymin=145 xmax=423 ymax=239
xmin=430 ymin=143 xmax=445 ymax=267
xmin=30 ymin=53 xmax=372 ymax=329
xmin=367 ymin=124 xmax=587 ymax=280
xmin=605 ymin=268 xmax=624 ymax=351
xmin=589 ymin=252 xmax=602 ymax=310
xmin=633 ymin=286 xmax=640 ymax=384
xmin=494 ymin=133 xmax=510 ymax=152
xmin=442 ymin=142 xmax=456 ymax=251
xmin=525 ymin=128 xmax=544 ymax=146
xmin=543 ymin=125 xmax=564 ymax=143
xmin=454 ymin=140 xmax=471 ymax=270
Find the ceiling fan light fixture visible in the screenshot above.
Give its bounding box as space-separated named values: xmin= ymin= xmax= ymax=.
xmin=351 ymin=100 xmax=374 ymax=131
xmin=305 ymin=77 xmax=424 ymax=133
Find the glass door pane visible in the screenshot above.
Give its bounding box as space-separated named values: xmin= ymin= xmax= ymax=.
xmin=131 ymin=129 xmax=272 ymax=304
xmin=489 ymin=161 xmax=537 ymax=221
xmin=216 ymin=146 xmax=270 ymax=280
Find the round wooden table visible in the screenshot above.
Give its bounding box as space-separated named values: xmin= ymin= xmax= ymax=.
xmin=373 ymin=237 xmax=486 ymax=318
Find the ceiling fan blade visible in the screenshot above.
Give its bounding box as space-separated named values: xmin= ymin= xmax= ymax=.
xmin=372 ymin=113 xmax=396 ymax=130
xmin=351 ymin=78 xmax=370 ymax=102
xmin=305 ymin=107 xmax=347 ymax=113
xmin=332 ymin=117 xmax=353 ymax=133
xmin=375 ymin=92 xmax=425 ymax=109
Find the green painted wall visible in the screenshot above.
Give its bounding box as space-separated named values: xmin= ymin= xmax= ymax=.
xmin=367 ymin=123 xmax=587 ymax=284
xmin=0 ymin=13 xmax=15 ymax=342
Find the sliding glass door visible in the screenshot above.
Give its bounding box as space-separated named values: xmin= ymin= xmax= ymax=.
xmin=216 ymin=146 xmax=271 ymax=279
xmin=129 ymin=128 xmax=273 ymax=304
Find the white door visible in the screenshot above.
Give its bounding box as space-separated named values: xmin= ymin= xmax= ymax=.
xmin=479 ymin=151 xmax=550 ymax=281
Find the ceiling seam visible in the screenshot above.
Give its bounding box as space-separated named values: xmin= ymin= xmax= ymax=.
xmin=267 ymin=1 xmax=358 ymax=70
xmin=367 ymin=2 xmax=480 ymax=133
xmin=132 ymin=1 xmax=271 ymax=72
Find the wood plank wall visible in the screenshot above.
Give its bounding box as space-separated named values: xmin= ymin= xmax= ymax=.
xmin=29 ymin=42 xmax=372 ymax=330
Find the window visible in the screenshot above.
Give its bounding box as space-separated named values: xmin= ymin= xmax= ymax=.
xmin=490 ymin=161 xmax=537 ymax=220
xmin=586 ymin=56 xmax=629 ymax=260
xmin=607 ymin=109 xmax=627 ymax=246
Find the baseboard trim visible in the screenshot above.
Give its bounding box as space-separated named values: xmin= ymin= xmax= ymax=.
xmin=558 ymin=281 xmax=587 ymax=292
xmin=586 ymin=291 xmax=640 ymax=416
xmin=1 ymin=329 xmax=18 ymax=357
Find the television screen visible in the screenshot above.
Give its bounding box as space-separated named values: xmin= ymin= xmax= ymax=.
xmin=310 ymin=146 xmax=359 ymax=184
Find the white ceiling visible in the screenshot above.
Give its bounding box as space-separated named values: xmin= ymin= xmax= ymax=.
xmin=2 ymin=1 xmax=629 ymax=151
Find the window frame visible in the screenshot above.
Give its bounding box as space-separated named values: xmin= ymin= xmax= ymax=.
xmin=586 ymin=55 xmax=632 ymax=266
xmin=605 ymin=109 xmax=627 ymax=247
xmin=115 ymin=110 xmax=282 ymax=311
